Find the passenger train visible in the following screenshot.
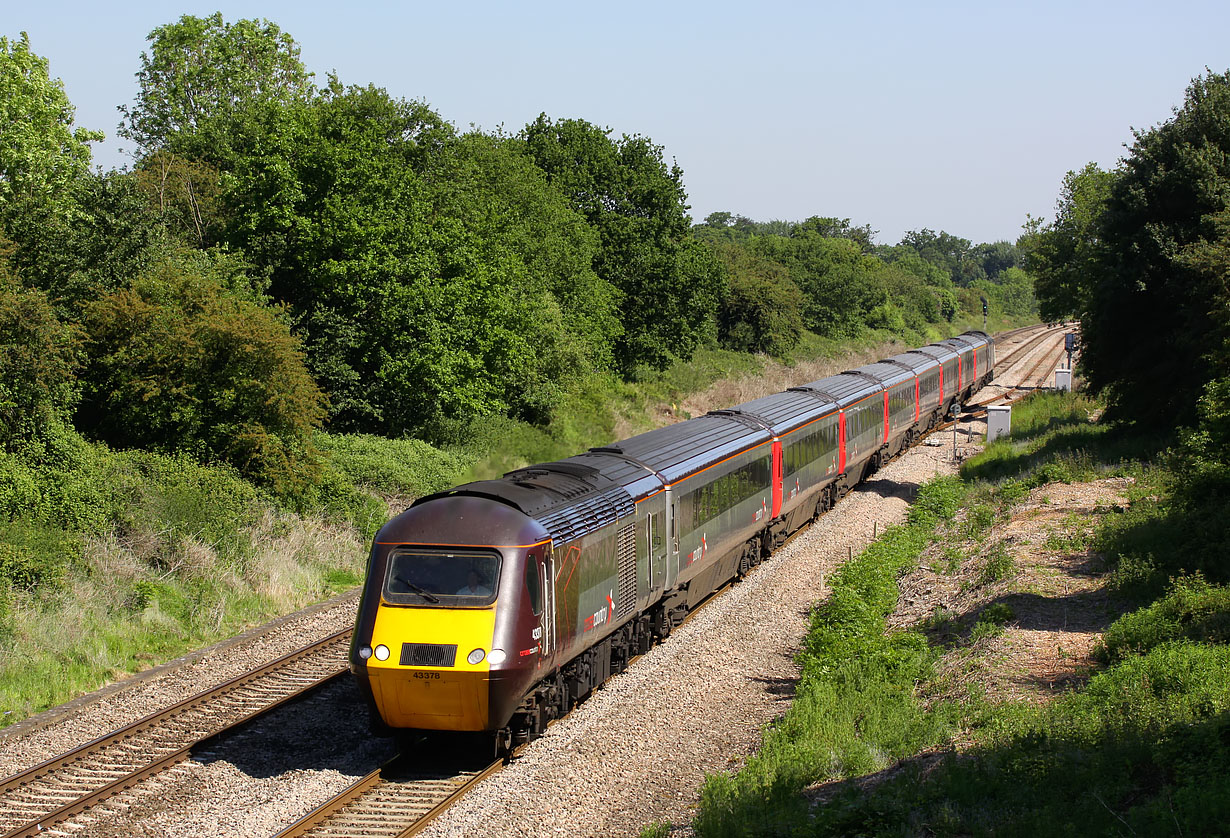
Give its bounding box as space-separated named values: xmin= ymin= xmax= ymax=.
xmin=350 ymin=331 xmax=994 ymax=749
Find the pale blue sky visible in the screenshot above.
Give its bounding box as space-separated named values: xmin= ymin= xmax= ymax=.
xmin=9 ymin=1 xmax=1230 ymax=245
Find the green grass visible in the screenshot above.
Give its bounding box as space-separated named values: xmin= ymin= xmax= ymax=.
xmin=693 ymin=478 xmax=967 ymax=838
xmin=689 ymin=390 xmax=1230 ymax=837
xmin=0 ymin=422 xmax=371 ymax=727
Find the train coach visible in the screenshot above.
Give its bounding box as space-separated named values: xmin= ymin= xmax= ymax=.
xmin=350 ymin=331 xmax=993 ymax=749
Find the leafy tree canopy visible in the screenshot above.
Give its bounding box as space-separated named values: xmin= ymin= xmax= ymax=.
xmin=971 ymin=240 xmax=1021 ymax=279
xmin=0 ymin=33 xmax=101 ymax=211
xmin=1021 ymin=162 xmax=1117 ymax=322
xmin=118 ymin=12 xmax=315 ymax=159
xmin=216 ymin=87 xmax=604 ymax=438
xmin=751 ymin=232 xmax=889 ymax=337
xmin=711 ymin=241 xmax=803 ymax=355
xmin=3 ymin=169 xmax=185 ymax=315
xmin=896 ymin=228 xmax=985 ymax=286
xmin=792 ymin=216 xmax=877 ymax=252
xmin=77 ymin=258 xmax=325 ymax=495
xmin=0 ymin=247 xmax=80 ymax=451
xmin=523 ymin=114 xmax=724 ymax=373
xmin=1082 ymin=70 xmax=1230 ymax=426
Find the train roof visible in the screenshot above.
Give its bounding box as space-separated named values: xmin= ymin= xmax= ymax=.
xmin=791 ymin=370 xmax=882 ymax=407
xmin=412 ymin=462 xmax=635 ymax=546
xmin=722 ymin=390 xmax=838 ymax=436
xmin=908 ymin=344 xmax=958 ymax=364
xmin=938 ymin=334 xmax=978 ymax=354
xmin=590 ymin=414 xmax=771 ymax=488
xmin=885 ymin=351 xmax=939 ymax=373
xmin=852 ymin=361 xmax=915 ymax=387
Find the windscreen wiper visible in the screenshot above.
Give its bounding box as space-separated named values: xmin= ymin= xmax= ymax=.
xmin=395 ymin=576 xmax=440 ymax=603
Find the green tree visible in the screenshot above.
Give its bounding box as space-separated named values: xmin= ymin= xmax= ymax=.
xmin=118 ymin=13 xmax=314 ymax=159
xmin=134 ymin=151 xmax=224 ymax=246
xmin=219 ymin=86 xmax=592 ymax=437
xmin=1082 ymin=71 xmax=1230 ymax=426
xmin=1021 ymin=163 xmax=1116 ymax=322
xmin=77 ymin=259 xmax=325 ymax=495
xmin=423 ymin=131 xmax=620 ymax=381
xmin=751 ymin=232 xmax=889 ymax=337
xmin=692 ymin=212 xmax=795 ymax=243
xmin=711 ymin=242 xmax=803 ymax=355
xmin=0 ymin=33 xmax=102 ymax=210
xmin=972 ymin=240 xmax=1021 ymax=279
xmin=5 ymin=170 xmax=180 ymax=314
xmin=898 ymin=228 xmax=984 ymax=286
xmin=523 ymin=115 xmax=724 ymax=372
xmin=0 ymin=251 xmax=80 ymax=451
xmin=793 ymin=216 xmax=876 ymax=252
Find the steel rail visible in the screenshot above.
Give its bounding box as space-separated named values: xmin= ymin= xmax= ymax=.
xmin=0 ymin=628 xmax=352 ymax=837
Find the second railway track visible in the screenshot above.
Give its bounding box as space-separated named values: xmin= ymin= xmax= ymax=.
xmin=0 ymin=628 xmax=353 ymax=837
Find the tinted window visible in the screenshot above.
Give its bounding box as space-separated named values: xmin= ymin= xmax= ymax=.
xmin=525 ymin=560 xmax=543 ymax=615
xmin=383 ymin=549 xmax=500 ymax=607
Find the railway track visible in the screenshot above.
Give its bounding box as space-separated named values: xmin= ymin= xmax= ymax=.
xmin=273 ymin=569 xmax=742 ymax=838
xmin=975 ymin=324 xmax=1073 ymax=408
xmin=274 ymin=751 xmax=503 ymax=838
xmin=927 ymin=323 xmax=1073 ymax=440
xmin=991 ymin=323 xmax=1069 ymax=374
xmin=0 ymin=628 xmax=352 ymax=837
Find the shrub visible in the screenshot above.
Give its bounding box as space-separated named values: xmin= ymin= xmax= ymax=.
xmin=980 ymin=543 xmax=1016 ymax=583
xmin=0 ymin=522 xmax=78 ymax=591
xmin=963 ymin=504 xmax=996 ymax=539
xmin=907 ymin=475 xmax=965 ymax=526
xmin=315 ymin=433 xmax=471 ymax=499
xmin=1101 ymin=575 xmax=1230 ymax=663
xmin=77 ymin=259 xmax=326 ymax=497
xmin=713 ymin=242 xmax=804 ymax=356
xmin=0 ymin=273 xmax=80 ymax=451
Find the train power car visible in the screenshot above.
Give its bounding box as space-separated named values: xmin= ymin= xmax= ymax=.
xmin=350 ymin=331 xmax=994 ymax=749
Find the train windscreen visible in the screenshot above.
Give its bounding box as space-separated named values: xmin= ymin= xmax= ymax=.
xmin=383 ymin=548 xmax=501 ymax=607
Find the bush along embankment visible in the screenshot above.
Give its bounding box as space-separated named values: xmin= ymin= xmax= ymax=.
xmin=689 ymin=389 xmax=1230 ymax=836
xmin=0 ymin=418 xmax=393 ymax=726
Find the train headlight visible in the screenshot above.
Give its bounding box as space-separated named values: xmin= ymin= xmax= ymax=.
xmin=467 ymin=648 xmax=486 ymax=665
xmin=374 ymin=644 xmax=390 ymax=661
xmin=487 ymin=649 xmax=507 ymax=665
xmin=358 ymin=646 xmax=373 ymax=660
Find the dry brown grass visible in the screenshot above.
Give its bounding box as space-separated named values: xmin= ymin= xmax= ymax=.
xmin=245 ymin=510 xmax=366 ymax=606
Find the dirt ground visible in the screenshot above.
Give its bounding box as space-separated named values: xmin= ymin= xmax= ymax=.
xmin=892 ymin=477 xmax=1134 ymax=709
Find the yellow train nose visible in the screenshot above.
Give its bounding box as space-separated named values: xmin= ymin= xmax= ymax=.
xmin=365 ymin=667 xmax=491 ymax=730
xmin=364 ymin=603 xmax=498 ymax=731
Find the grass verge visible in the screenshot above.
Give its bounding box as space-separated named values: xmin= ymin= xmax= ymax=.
xmin=689 ymin=389 xmax=1230 ymax=836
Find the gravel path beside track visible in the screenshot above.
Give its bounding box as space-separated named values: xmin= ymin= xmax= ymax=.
xmin=0 ymin=326 xmax=1061 ymax=837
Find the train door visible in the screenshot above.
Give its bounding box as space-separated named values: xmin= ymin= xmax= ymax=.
xmin=647 ymin=504 xmax=666 ymax=594
xmin=539 ymin=547 xmax=555 ymax=665
xmin=665 ymin=489 xmax=679 ymax=589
